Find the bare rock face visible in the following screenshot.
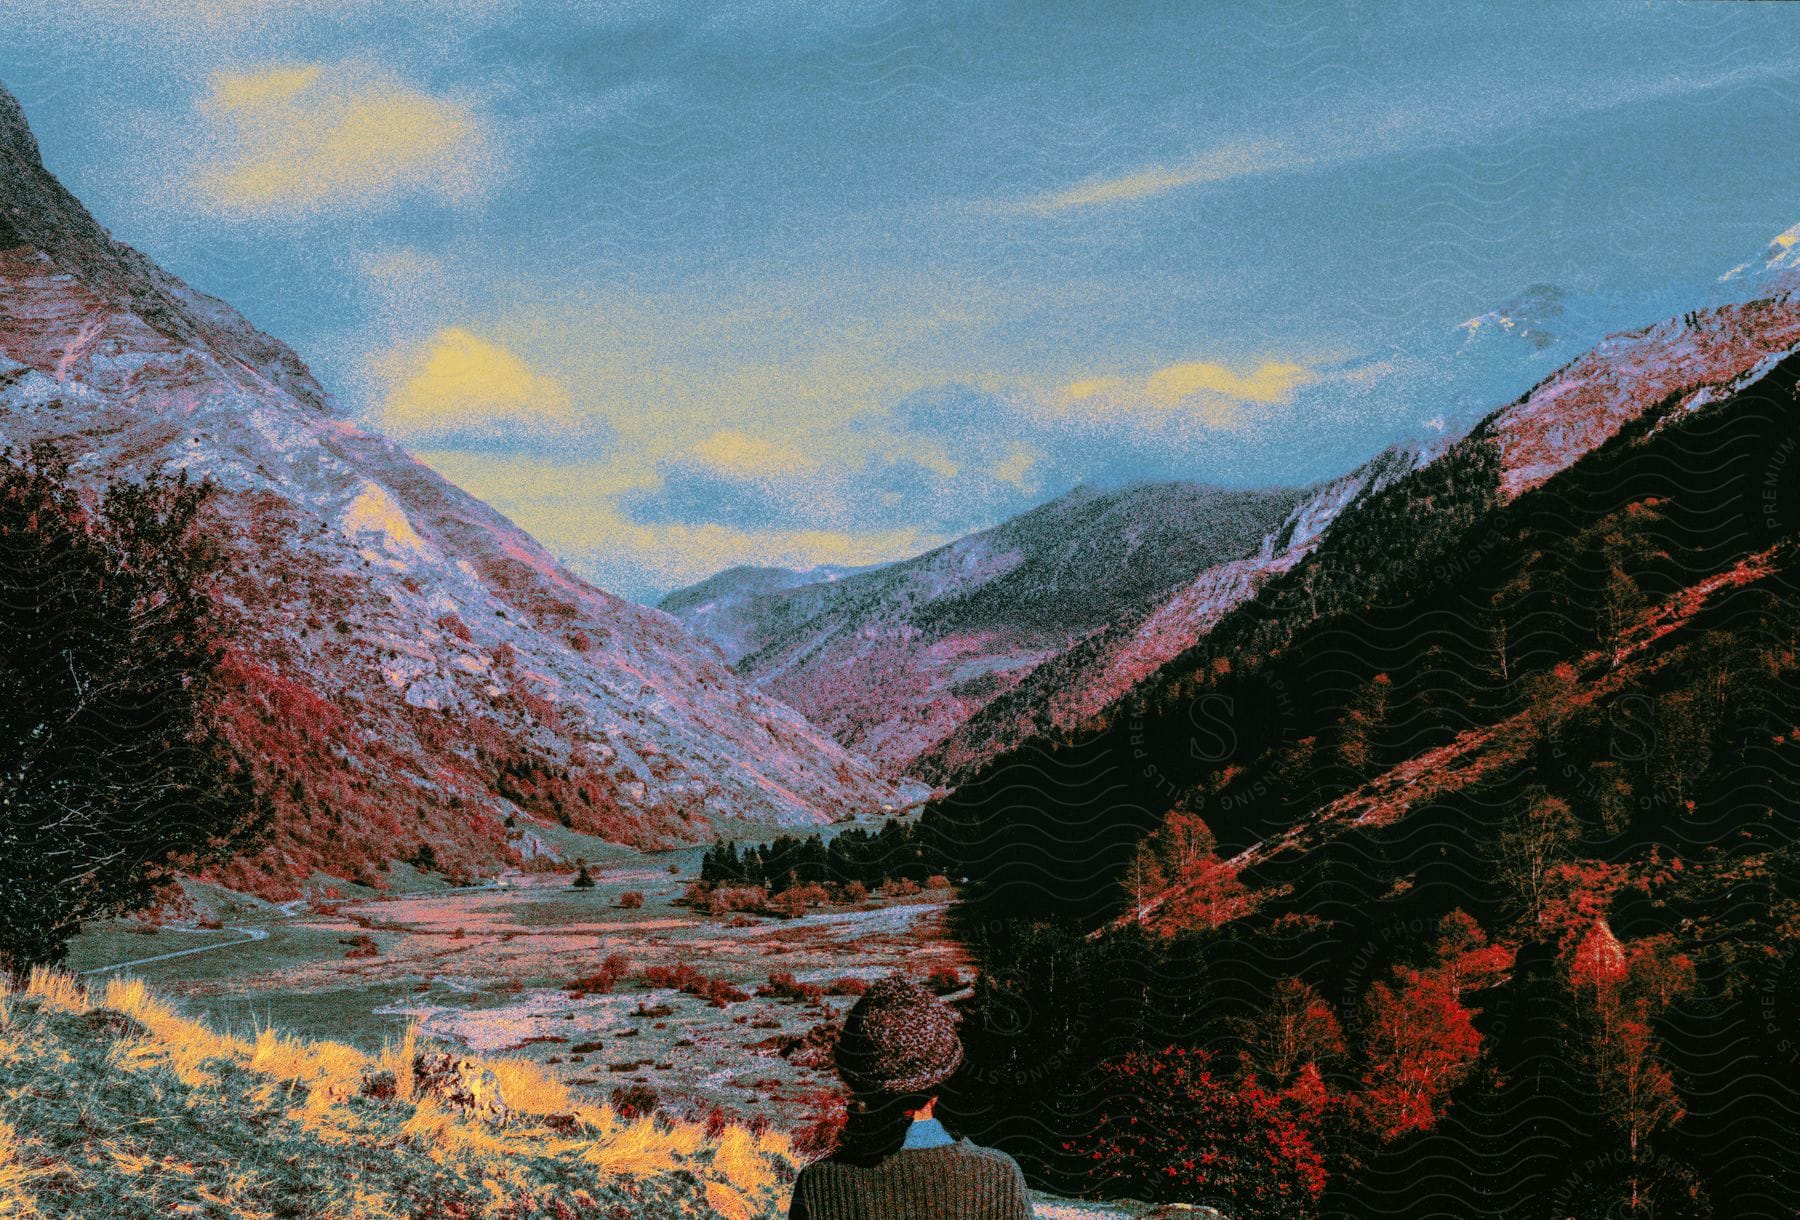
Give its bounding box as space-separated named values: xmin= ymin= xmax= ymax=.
xmin=0 ymin=85 xmax=901 ymax=896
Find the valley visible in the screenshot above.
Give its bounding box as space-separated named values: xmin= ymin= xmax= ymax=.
xmin=66 ymin=845 xmax=966 ymax=1136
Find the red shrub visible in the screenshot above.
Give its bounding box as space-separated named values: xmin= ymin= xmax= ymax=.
xmin=641 ymin=962 xmax=747 ymax=1006
xmin=341 ymin=933 xmax=379 ymax=959
xmin=609 ymin=1084 xmax=658 ymax=1121
xmin=618 ymin=890 xmax=645 ymax=909
xmin=568 ymin=952 xmax=632 ymax=996
xmin=765 ymin=882 xmax=832 ymax=919
xmin=926 ymin=967 xmax=963 ymax=994
xmin=702 ymin=886 xmax=766 ymax=917
xmin=791 ymin=1088 xmax=850 ymax=1162
xmin=825 ymin=977 xmax=870 ymax=997
xmin=760 ymin=971 xmax=825 ymax=1002
xmin=1069 ymin=1046 xmax=1327 ymax=1218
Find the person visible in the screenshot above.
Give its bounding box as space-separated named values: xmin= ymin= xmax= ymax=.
xmin=788 ymin=975 xmax=1032 ymax=1220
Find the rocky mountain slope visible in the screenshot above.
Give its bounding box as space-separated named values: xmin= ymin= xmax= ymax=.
xmin=0 ymin=85 xmax=902 ymax=896
xmin=664 ymin=480 xmax=1303 ymax=778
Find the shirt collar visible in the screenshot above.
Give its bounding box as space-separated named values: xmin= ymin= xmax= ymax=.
xmin=900 ymin=1116 xmax=954 ymax=1149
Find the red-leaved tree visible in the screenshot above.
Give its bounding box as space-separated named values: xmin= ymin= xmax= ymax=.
xmin=1357 ymin=967 xmax=1483 ymax=1141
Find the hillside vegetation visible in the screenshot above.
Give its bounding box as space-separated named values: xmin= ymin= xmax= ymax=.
xmin=920 ymin=325 xmax=1800 ymax=1217
xmin=0 ymin=970 xmax=795 ymax=1219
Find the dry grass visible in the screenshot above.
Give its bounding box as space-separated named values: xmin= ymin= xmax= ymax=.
xmin=376 ymin=1024 xmax=419 ymax=1103
xmin=0 ymin=1119 xmax=48 ymax=1217
xmin=23 ymin=967 xmax=86 ymax=1014
xmin=1 ymin=970 xmax=799 ymax=1219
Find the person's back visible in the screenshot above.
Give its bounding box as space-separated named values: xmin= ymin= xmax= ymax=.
xmin=789 ymin=976 xmax=1032 ymax=1220
xmin=789 ymin=1135 xmax=1031 ymax=1220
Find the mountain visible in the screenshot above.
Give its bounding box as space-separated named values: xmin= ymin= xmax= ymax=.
xmin=0 ymin=85 xmax=902 ymax=896
xmin=925 ymin=287 xmax=1800 ymax=1217
xmin=914 ymin=444 xmax=1430 ymax=782
xmin=664 ymin=480 xmax=1304 ymax=778
xmin=1458 ymin=282 xmax=1572 ymax=351
xmin=657 ymin=563 xmax=868 ymax=664
xmin=912 ymin=228 xmax=1800 ymax=784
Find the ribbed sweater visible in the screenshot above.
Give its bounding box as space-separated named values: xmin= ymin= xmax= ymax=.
xmin=787 ymin=1138 xmax=1033 ymax=1220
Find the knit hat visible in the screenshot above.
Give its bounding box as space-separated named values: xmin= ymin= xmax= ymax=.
xmin=834 ymin=976 xmax=964 ymax=1098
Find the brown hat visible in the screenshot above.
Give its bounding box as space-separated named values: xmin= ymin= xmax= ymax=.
xmin=834 ymin=976 xmax=964 ymax=1097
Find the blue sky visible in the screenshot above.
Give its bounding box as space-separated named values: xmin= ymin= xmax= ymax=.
xmin=3 ymin=1 xmax=1797 ymax=600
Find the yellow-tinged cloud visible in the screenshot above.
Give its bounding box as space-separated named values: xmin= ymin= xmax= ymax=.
xmin=213 ymin=64 xmax=320 ymax=110
xmin=375 ymin=328 xmax=576 ymax=440
xmin=1145 ymin=359 xmax=1315 ymax=406
xmin=410 ymin=450 xmax=939 ymax=595
xmin=1027 ymin=140 xmax=1293 ymax=213
xmin=991 ymin=448 xmax=1037 ymax=491
xmin=195 ymin=62 xmax=496 ymax=214
xmin=1061 ymin=376 xmax=1125 ymax=402
xmin=688 ymin=430 xmax=818 ymax=480
xmin=1047 ymin=357 xmax=1320 ymax=432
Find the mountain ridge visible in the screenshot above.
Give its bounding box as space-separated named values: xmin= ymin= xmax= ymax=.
xmin=664 ymin=478 xmax=1305 ymax=778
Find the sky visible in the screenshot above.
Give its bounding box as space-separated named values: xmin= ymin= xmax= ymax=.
xmin=3 ymin=1 xmax=1798 ymax=601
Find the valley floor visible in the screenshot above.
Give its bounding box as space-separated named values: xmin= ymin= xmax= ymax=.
xmin=66 ymin=850 xmax=968 ymax=1135
xmin=53 ymin=856 xmax=1167 ymax=1218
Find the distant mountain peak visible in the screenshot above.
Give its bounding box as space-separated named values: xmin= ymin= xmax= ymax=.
xmin=1719 ymin=219 xmax=1800 ymax=283
xmin=1459 ymin=283 xmax=1569 ymax=350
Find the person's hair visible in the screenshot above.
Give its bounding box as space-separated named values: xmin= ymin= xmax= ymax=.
xmin=834 ymin=1091 xmax=938 ymax=1164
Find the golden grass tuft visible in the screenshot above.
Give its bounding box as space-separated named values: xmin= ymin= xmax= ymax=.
xmin=708 ymin=1124 xmax=780 ymax=1199
xmin=583 ymin=1113 xmax=706 ymax=1178
xmin=400 ymin=1098 xmax=513 ymax=1160
xmin=705 ymin=1178 xmax=753 ymax=1220
xmin=480 ymin=1055 xmax=573 ymax=1118
xmin=99 ymin=974 xmax=239 ymax=1088
xmin=375 ymin=1024 xmax=419 ymax=1103
xmin=250 ymin=1027 xmax=366 ymax=1100
xmin=24 ymin=967 xmax=88 ymax=1014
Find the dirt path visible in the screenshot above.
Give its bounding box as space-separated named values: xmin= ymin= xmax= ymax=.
xmin=78 ymin=926 xmax=270 ymax=975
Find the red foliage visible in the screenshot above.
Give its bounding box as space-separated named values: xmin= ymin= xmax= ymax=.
xmin=1241 ymin=978 xmax=1345 ymax=1090
xmin=1433 ymin=909 xmax=1515 ymax=997
xmin=760 ymin=971 xmax=825 ymax=1003
xmin=1357 ymin=967 xmax=1483 ymax=1141
xmin=1070 ymin=1046 xmax=1328 ymax=1218
xmin=567 ymin=952 xmax=632 ymax=997
xmin=1569 ymin=917 xmax=1629 ymax=990
xmin=640 ymin=962 xmax=748 ymax=1006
